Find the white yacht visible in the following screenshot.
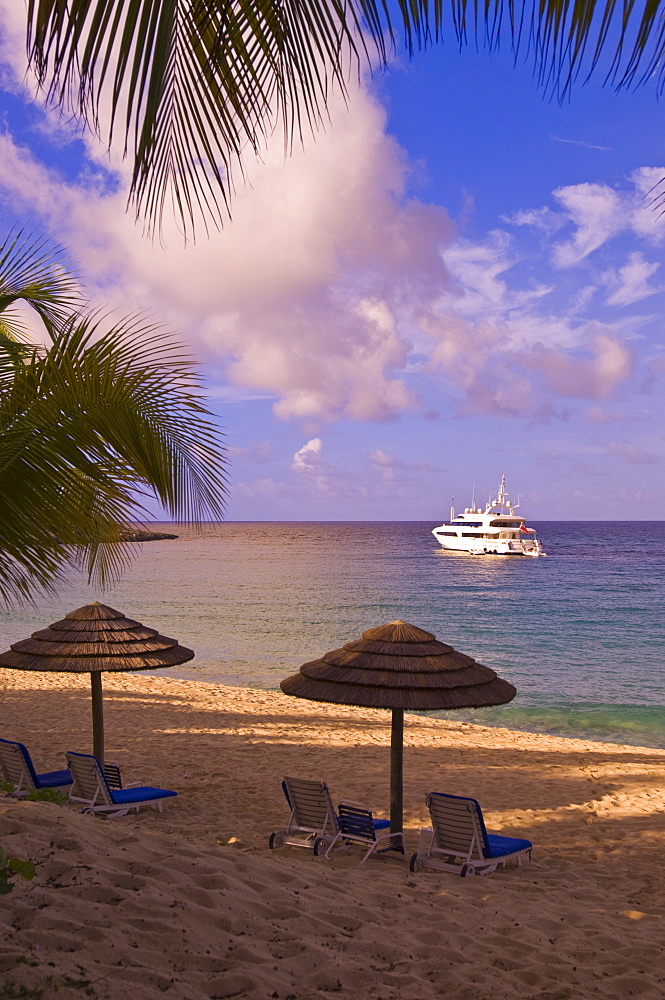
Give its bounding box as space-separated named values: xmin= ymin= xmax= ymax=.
xmin=432 ymin=475 xmax=546 ymax=556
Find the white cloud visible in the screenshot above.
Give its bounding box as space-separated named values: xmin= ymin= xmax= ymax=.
xmin=411 ymin=171 xmax=658 ymax=419
xmin=0 ymin=76 xmax=451 ymax=424
xmin=368 ymin=448 xmax=429 ymax=481
xmin=570 ymin=285 xmax=598 ymax=314
xmin=233 ymin=477 xmax=286 ymax=500
xmin=540 ymin=170 xmax=665 ymax=269
xmin=608 ymin=441 xmax=657 ymax=465
xmin=0 ymin=5 xmax=35 ymax=91
xmin=422 ymin=305 xmax=634 ymax=418
xmin=443 ymin=230 xmax=516 ymax=311
xmin=629 ymin=167 xmax=665 ymax=243
xmin=502 ymin=207 xmax=563 ymax=235
xmin=552 ymin=183 xmax=626 ymax=267
xmin=549 ymin=135 xmax=610 ymax=152
xmin=585 ymin=406 xmax=640 ymax=424
xmin=523 ymin=331 xmax=633 ymax=401
xmin=368 ymin=449 xmax=401 ymax=467
xmin=441 ymin=231 xmax=555 ymax=339
xmin=0 ymin=19 xmax=655 ymax=432
xmin=292 ymin=438 xmax=323 ymax=471
xmin=603 ymin=252 xmax=661 ymax=306
xmin=227 ymin=441 xmax=275 ymax=463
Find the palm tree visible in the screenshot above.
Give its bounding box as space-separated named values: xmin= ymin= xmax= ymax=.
xmin=0 ymin=228 xmax=227 ymax=608
xmin=25 ymin=1 xmax=665 ymax=238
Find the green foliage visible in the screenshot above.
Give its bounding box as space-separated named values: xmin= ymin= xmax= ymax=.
xmin=0 ymin=780 xmax=66 ymax=802
xmin=0 ymin=976 xmax=95 ymax=998
xmin=25 ymin=1 xmax=665 ymax=237
xmin=0 ymin=229 xmax=81 ymax=341
xmin=23 ymin=788 xmax=68 ymax=804
xmin=0 ymin=983 xmax=43 ymax=1000
xmin=0 ymin=228 xmax=228 ymax=608
xmin=0 ymin=845 xmax=36 ymax=895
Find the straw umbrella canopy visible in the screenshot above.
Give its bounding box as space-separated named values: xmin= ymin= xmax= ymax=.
xmin=0 ymin=601 xmax=193 ymax=763
xmin=281 ymin=620 xmax=516 ymax=835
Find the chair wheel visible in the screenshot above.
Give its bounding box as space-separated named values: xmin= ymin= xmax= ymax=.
xmin=409 ymin=854 xmax=423 ymax=873
xmin=313 ymin=838 xmax=327 ymax=856
xmin=268 ymin=832 xmax=283 ymax=849
xmin=81 ymin=808 xmax=95 ymax=816
xmin=461 ymin=863 xmax=475 ymax=878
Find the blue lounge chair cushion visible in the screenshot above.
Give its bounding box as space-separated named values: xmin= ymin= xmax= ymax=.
xmin=282 ymin=780 xmax=390 ymax=832
xmin=1 ymin=739 xmax=40 ymax=786
xmin=36 ymin=769 xmax=73 ymax=788
xmin=430 ymin=792 xmax=531 ymax=860
xmin=0 ymin=739 xmax=72 ymax=790
xmin=486 ymin=834 xmax=533 ymax=858
xmin=109 ymin=786 xmax=177 ymax=805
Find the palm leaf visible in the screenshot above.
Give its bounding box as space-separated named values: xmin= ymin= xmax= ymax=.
xmin=26 ymin=1 xmax=665 ymax=236
xmin=0 ymin=332 xmax=38 ymax=388
xmin=26 ymin=0 xmax=429 ymax=238
xmin=0 ymin=228 xmax=82 ymax=335
xmin=0 ymin=312 xmax=227 ymax=608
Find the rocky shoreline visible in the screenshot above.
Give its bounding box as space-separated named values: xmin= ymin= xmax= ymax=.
xmin=119 ymin=528 xmax=178 ymax=542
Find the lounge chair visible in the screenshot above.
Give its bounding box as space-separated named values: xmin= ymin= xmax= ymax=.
xmin=99 ymin=762 xmax=124 ymax=790
xmin=323 ymin=800 xmax=404 ymax=863
xmin=268 ymin=776 xmax=341 ymax=852
xmin=0 ymin=738 xmax=72 ymax=797
xmin=66 ymin=751 xmax=176 ymax=818
xmin=409 ymin=792 xmax=533 ymax=877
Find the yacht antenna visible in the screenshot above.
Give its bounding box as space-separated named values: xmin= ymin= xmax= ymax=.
xmin=471 ymin=482 xmax=476 ymax=511
xmin=450 ymin=496 xmax=455 ymax=521
xmin=498 ymin=473 xmax=507 ymax=509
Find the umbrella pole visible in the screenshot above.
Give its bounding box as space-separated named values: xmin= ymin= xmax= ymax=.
xmin=390 ymin=708 xmax=404 ymax=834
xmin=90 ymin=671 xmax=104 ymax=764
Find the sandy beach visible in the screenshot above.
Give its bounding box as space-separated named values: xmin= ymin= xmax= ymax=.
xmin=1 ymin=667 xmax=665 ymax=999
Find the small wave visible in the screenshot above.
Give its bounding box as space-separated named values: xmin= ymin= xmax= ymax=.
xmin=424 ymin=702 xmax=665 ymax=749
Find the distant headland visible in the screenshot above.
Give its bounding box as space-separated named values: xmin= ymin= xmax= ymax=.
xmin=120 ymin=529 xmax=178 ymax=542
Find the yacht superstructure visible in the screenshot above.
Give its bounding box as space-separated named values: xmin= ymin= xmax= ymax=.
xmin=432 ymin=475 xmax=545 ymax=556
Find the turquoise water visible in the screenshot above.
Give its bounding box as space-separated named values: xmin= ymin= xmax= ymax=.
xmin=1 ymin=521 xmax=664 ymax=748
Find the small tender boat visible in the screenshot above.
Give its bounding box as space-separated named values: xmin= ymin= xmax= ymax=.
xmin=432 ymin=475 xmax=546 ymax=557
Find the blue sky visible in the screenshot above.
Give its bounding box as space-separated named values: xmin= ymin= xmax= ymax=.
xmin=0 ymin=7 xmax=664 ymax=520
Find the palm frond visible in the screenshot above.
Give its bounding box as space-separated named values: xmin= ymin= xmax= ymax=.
xmin=26 ymin=1 xmax=665 ymax=236
xmin=0 ymin=332 xmax=38 ymax=392
xmin=0 ymin=308 xmax=37 ymax=344
xmin=26 ymin=0 xmax=430 ymax=239
xmin=0 ymin=228 xmax=82 ymax=336
xmin=0 ymin=312 xmax=227 ymax=608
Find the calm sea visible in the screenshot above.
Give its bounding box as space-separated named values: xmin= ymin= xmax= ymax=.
xmin=1 ymin=521 xmax=664 ymax=749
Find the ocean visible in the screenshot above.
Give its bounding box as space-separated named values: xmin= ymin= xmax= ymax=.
xmin=1 ymin=521 xmax=664 ymax=748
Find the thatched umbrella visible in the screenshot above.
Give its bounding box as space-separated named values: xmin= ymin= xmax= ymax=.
xmin=281 ymin=620 xmax=515 ymax=835
xmin=0 ymin=601 xmax=193 ymax=763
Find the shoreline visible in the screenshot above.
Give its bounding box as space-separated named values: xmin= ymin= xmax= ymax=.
xmin=141 ymin=668 xmax=665 ymax=752
xmin=2 ymin=669 xmax=665 ymax=998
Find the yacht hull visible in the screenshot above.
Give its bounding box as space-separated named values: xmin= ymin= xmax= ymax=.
xmin=431 ymin=475 xmax=546 ymax=557
xmin=432 ymin=534 xmax=543 ymax=556
xmin=432 ymin=532 xmax=545 ymax=557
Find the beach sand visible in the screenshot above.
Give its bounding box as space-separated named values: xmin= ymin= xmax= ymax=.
xmin=1 ymin=668 xmax=664 ymax=1000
